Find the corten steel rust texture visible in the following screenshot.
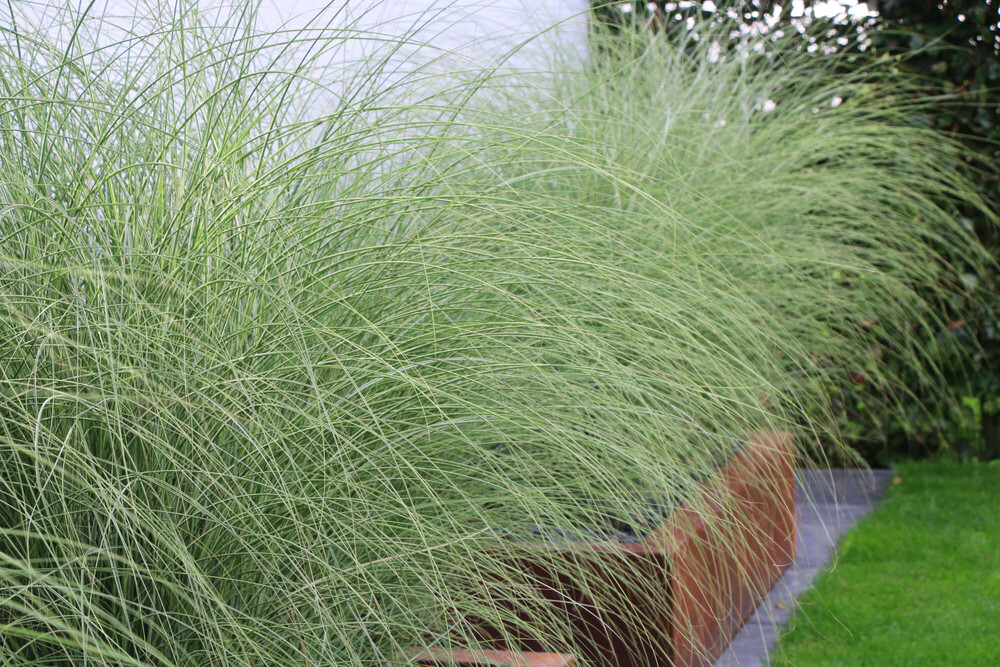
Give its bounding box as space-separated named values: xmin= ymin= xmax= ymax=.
xmin=656 ymin=430 xmax=796 ymax=667
xmin=472 ymin=431 xmax=796 ymax=667
xmin=469 ymin=543 xmax=675 ymax=666
xmin=405 ymin=648 xmax=577 ymax=667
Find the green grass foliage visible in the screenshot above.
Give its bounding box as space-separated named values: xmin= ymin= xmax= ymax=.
xmin=0 ymin=2 xmax=992 ymax=664
xmin=775 ymin=462 xmax=1000 ymax=665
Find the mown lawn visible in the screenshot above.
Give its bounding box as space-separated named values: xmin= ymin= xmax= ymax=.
xmin=774 ymin=461 xmax=1000 ymax=666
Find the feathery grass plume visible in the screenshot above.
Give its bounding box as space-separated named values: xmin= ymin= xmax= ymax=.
xmin=0 ymin=2 xmax=991 ymax=665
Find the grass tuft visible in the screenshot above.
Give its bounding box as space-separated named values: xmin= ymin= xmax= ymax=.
xmin=0 ymin=3 xmax=993 ymax=664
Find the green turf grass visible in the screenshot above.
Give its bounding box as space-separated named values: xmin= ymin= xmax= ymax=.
xmin=774 ymin=461 xmax=1000 ymax=666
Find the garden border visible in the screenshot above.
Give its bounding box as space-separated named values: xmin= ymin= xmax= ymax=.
xmin=471 ymin=430 xmax=796 ymax=666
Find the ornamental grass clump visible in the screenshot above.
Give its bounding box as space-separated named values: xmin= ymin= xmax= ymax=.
xmin=0 ymin=2 xmax=991 ymax=665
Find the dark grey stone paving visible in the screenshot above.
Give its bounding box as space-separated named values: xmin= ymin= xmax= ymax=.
xmin=714 ymin=468 xmax=895 ymax=667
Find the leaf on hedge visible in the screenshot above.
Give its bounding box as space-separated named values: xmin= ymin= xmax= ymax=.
xmin=960 ymin=273 xmax=979 ymax=289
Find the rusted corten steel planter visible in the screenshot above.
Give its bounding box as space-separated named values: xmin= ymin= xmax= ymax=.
xmin=473 ymin=431 xmax=795 ymax=667
xmin=405 ymin=648 xmax=577 ymax=667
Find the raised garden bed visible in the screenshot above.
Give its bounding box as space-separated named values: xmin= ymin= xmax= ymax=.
xmin=471 ymin=431 xmax=795 ymax=667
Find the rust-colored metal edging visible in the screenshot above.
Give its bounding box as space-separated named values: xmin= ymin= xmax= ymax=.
xmin=469 ymin=430 xmax=796 ymax=667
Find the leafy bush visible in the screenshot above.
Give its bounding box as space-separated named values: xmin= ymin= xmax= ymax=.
xmin=0 ymin=2 xmax=990 ymax=664
xmin=853 ymin=0 xmax=1000 ymax=461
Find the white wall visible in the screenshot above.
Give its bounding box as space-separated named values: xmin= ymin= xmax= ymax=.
xmin=40 ymin=1 xmax=591 ymax=74
xmin=257 ymin=0 xmax=591 ymax=73
xmin=17 ymin=0 xmax=591 ymax=118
